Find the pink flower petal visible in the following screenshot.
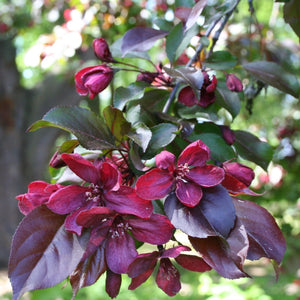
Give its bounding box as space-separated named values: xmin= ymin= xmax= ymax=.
xmin=106 ymin=231 xmax=137 ymax=274
xmin=98 ymin=162 xmax=121 ymax=191
xmin=61 ymin=153 xmax=99 ymax=184
xmin=176 ymin=180 xmax=203 ymax=207
xmin=47 ymin=185 xmax=87 ymax=214
xmin=76 ymin=206 xmax=116 ymax=227
xmin=135 ymin=168 xmax=174 ymax=200
xmin=187 ymin=165 xmax=225 ymax=187
xmin=161 ymin=245 xmax=191 ymax=259
xmin=177 ymin=140 xmax=210 ymax=167
xmin=128 ymin=252 xmax=159 ymax=279
xmin=129 ymin=214 xmax=174 ymax=244
xmin=155 ymin=151 xmax=176 ymax=170
xmin=105 ymin=186 xmax=153 ymax=218
xmin=222 ymin=161 xmax=254 ymax=186
xmin=178 ymin=86 xmax=198 ymax=107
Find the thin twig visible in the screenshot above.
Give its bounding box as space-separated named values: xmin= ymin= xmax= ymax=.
xmin=162 ymin=18 xmax=221 ymax=114
xmin=207 ymin=0 xmax=241 ymax=58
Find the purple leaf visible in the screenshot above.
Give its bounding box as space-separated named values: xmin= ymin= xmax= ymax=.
xmin=200 ymin=185 xmax=236 ymax=238
xmin=121 ymin=27 xmax=168 ymax=57
xmin=8 ymin=206 xmax=88 ymax=300
xmin=164 ymin=192 xmax=217 ymax=238
xmin=233 ymin=198 xmax=286 ymax=264
xmin=190 ymin=219 xmax=249 ymax=279
xmin=185 ymin=0 xmax=207 ymax=31
xmin=70 ymin=245 xmax=106 ymax=299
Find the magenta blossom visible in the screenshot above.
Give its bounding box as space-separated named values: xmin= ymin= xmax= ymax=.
xmin=76 ymin=206 xmax=174 ymax=274
xmin=135 ymin=140 xmax=225 ymax=207
xmin=75 ymin=64 xmax=113 ymax=99
xmin=128 ymin=245 xmax=211 ymax=296
xmin=16 ymin=181 xmax=63 ymax=215
xmin=47 ymin=153 xmax=153 ymax=235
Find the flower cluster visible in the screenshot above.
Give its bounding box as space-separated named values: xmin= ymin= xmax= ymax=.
xmin=9 ymin=33 xmax=285 ymax=300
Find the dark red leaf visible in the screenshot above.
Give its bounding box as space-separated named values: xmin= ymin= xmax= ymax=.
xmin=233 ymin=198 xmax=286 ymax=264
xmin=189 ymin=219 xmax=249 ymax=279
xmin=70 ymin=245 xmax=106 ymax=299
xmin=8 ymin=206 xmax=88 ymax=300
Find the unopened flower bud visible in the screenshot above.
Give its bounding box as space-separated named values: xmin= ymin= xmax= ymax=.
xmin=93 ymin=38 xmax=114 ymax=62
xmin=75 ymin=64 xmax=114 ymax=99
xmin=220 ymin=125 xmax=235 ymax=145
xmin=226 ymin=73 xmax=243 ymax=92
xmin=49 ymin=151 xmax=66 ymax=169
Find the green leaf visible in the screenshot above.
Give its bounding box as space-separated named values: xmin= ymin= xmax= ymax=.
xmin=234 ymin=130 xmax=274 ymax=170
xmin=145 ymin=123 xmax=178 ymax=157
xmin=188 ymin=123 xmax=235 ymax=161
xmin=113 ymin=81 xmax=147 ymax=110
xmin=175 ymin=23 xmax=200 ymax=61
xmin=283 ymin=0 xmax=300 ymax=40
xmin=127 ymin=122 xmax=152 ymax=152
xmin=58 ymin=140 xmax=79 ymax=153
xmin=28 ymin=106 xmax=114 ymax=150
xmin=166 ymin=22 xmax=184 ymax=63
xmin=243 ymin=61 xmax=300 ymax=98
xmin=215 ymin=81 xmax=241 ymax=118
xmin=205 ymin=51 xmax=237 ymax=70
xmin=103 ymin=106 xmax=131 ymax=144
xmin=194 ymin=133 xmax=236 ymax=162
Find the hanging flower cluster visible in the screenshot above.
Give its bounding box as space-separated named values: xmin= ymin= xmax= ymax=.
xmin=9 ymin=5 xmax=286 ymax=299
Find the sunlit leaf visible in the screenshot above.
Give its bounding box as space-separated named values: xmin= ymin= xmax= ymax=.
xmin=103 ymin=106 xmax=131 ymax=144
xmin=127 ymin=122 xmax=152 ymax=152
xmin=28 ymin=106 xmax=114 ymax=150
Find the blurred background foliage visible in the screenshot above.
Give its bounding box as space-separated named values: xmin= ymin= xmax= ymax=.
xmin=0 ymin=0 xmax=299 ymax=299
